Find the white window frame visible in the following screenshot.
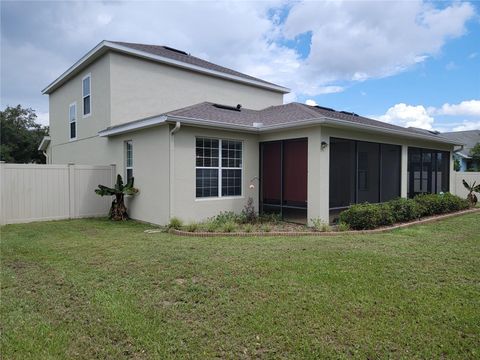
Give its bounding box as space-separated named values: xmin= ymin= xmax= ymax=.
xmin=69 ymin=102 xmax=77 ymax=141
xmin=82 ymin=73 xmax=91 ymax=118
xmin=195 ymin=137 xmax=243 ymax=200
xmin=125 ymin=140 xmax=133 ymax=181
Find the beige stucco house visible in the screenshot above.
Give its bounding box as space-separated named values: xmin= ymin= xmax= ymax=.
xmin=40 ymin=40 xmax=460 ymax=225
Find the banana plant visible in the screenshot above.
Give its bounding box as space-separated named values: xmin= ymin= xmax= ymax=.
xmin=95 ymin=174 xmax=138 ymax=220
xmin=462 ymin=180 xmax=480 ymax=208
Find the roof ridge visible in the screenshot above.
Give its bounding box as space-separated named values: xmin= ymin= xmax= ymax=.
xmin=293 ymin=102 xmax=326 ymax=118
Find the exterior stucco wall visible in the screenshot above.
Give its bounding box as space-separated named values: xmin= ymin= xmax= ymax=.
xmin=109 ymin=52 xmax=284 ymax=126
xmin=49 ymin=54 xmax=111 ymax=148
xmin=171 ymin=125 xmax=259 ymax=223
xmin=119 ymin=126 xmax=170 ymax=225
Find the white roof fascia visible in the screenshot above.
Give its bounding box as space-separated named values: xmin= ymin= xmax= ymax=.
xmin=98 ymin=115 xmax=168 ymax=137
xmin=42 ymin=41 xmax=290 ymax=94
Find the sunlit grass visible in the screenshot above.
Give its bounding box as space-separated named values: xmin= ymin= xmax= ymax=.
xmin=1 ymin=214 xmax=479 ymax=358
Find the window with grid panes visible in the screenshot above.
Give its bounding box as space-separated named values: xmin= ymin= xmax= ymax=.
xmin=196 ymin=138 xmax=242 ymax=198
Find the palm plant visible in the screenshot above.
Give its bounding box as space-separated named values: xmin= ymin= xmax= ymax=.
xmin=95 ymin=174 xmax=138 ymax=220
xmin=462 ymin=180 xmax=480 ymax=207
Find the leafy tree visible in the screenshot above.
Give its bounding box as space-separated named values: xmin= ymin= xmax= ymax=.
xmin=454 ymin=158 xmax=461 ymax=172
xmin=470 ymin=142 xmax=480 ymax=166
xmin=0 ymin=105 xmax=49 ymax=163
xmin=95 ymin=175 xmax=138 ymax=221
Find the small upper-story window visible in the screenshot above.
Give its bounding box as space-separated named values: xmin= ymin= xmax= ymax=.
xmin=82 ymin=74 xmax=91 ymax=116
xmin=125 ymin=140 xmax=133 ymax=183
xmin=69 ymin=102 xmax=77 ymax=140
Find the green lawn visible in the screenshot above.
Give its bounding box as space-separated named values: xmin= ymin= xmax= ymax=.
xmin=1 ymin=214 xmax=479 ymax=359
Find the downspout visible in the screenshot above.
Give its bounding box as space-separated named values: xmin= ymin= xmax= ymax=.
xmin=42 ymin=151 xmax=49 ymax=164
xmin=169 ymin=121 xmax=181 ymax=220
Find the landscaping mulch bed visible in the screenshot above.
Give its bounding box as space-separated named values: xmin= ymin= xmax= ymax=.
xmin=170 ymin=208 xmax=480 ymax=237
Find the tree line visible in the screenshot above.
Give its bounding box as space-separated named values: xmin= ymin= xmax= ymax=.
xmin=1 ymin=105 xmax=49 ymax=163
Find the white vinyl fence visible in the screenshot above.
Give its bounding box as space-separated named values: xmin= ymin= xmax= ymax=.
xmin=0 ymin=163 xmax=116 ymax=225
xmin=452 ymin=171 xmax=480 ymax=199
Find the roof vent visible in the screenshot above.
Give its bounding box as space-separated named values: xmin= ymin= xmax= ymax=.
xmin=253 ymin=122 xmax=263 ymax=128
xmin=162 ymin=46 xmax=188 ymax=56
xmin=315 ymin=105 xmax=335 ymax=112
xmin=340 ymin=111 xmax=359 ymax=117
xmin=213 ymin=103 xmax=241 ymax=112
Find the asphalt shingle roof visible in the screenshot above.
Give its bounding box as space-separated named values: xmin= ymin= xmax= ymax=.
xmin=111 ymin=41 xmax=283 ymax=88
xmin=166 ymin=101 xmax=454 ymax=140
xmin=100 ymin=101 xmax=459 ymax=144
xmin=441 ymin=130 xmax=480 ymax=157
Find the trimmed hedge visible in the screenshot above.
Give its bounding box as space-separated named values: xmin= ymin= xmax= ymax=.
xmin=339 ymin=193 xmax=469 ymax=230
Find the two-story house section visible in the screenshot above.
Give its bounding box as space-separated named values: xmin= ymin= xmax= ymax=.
xmin=41 ymin=40 xmax=289 ymax=165
xmin=40 ymin=40 xmax=458 ymax=226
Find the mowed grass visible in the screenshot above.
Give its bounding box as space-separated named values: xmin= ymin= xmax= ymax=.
xmin=1 ymin=214 xmax=479 ymax=359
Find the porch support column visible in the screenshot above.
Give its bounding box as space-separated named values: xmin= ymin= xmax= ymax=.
xmin=401 ymin=145 xmax=408 ymax=198
xmin=308 ymin=127 xmax=326 ymax=224
xmin=317 ymin=127 xmax=329 ymax=224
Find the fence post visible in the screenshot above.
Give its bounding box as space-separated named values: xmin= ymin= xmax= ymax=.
xmin=68 ymin=163 xmax=75 ymax=219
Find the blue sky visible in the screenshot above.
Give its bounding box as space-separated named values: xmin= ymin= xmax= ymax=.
xmin=1 ymin=0 xmax=479 ymax=131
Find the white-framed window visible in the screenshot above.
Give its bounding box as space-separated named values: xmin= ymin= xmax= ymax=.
xmin=196 ymin=137 xmax=242 ymax=198
xmin=125 ymin=140 xmax=133 ymax=182
xmin=82 ymin=74 xmax=91 ymax=117
xmin=69 ymin=102 xmax=77 ymax=140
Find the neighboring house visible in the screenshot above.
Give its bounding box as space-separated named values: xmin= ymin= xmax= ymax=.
xmin=39 ymin=40 xmax=461 ymax=225
xmin=442 ymin=130 xmax=480 ymax=171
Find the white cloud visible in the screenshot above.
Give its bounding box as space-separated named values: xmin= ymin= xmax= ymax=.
xmin=378 ymin=103 xmax=435 ymax=130
xmin=283 ymin=0 xmax=475 ymax=86
xmin=1 ymin=0 xmax=476 ymax=115
xmin=305 ymin=99 xmax=317 ymax=106
xmin=376 ymin=99 xmax=480 ymax=132
xmin=453 ymin=121 xmax=480 ymax=131
xmin=433 ymin=100 xmax=480 ymax=116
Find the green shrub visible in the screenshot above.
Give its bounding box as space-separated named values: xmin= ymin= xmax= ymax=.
xmin=336 ymin=222 xmax=350 ymax=232
xmin=340 ymin=194 xmax=469 ymax=230
xmin=339 ymin=202 xmax=394 ymax=230
xmin=205 ymin=221 xmax=218 ymax=233
xmin=414 ymin=193 xmax=468 ymax=216
xmin=261 ymin=224 xmax=272 ymax=232
xmin=414 ymin=194 xmax=444 ymax=216
xmin=211 ymin=211 xmax=240 ymax=225
xmin=310 ymin=218 xmax=331 ymax=232
xmin=168 ymin=217 xmax=183 ymax=230
xmin=242 ymin=224 xmax=254 ymax=233
xmin=438 ymin=192 xmax=469 ymax=212
xmin=388 ymin=198 xmax=423 ymax=222
xmin=222 ymin=221 xmax=236 ymax=233
xmin=186 ymin=222 xmax=198 ymax=232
